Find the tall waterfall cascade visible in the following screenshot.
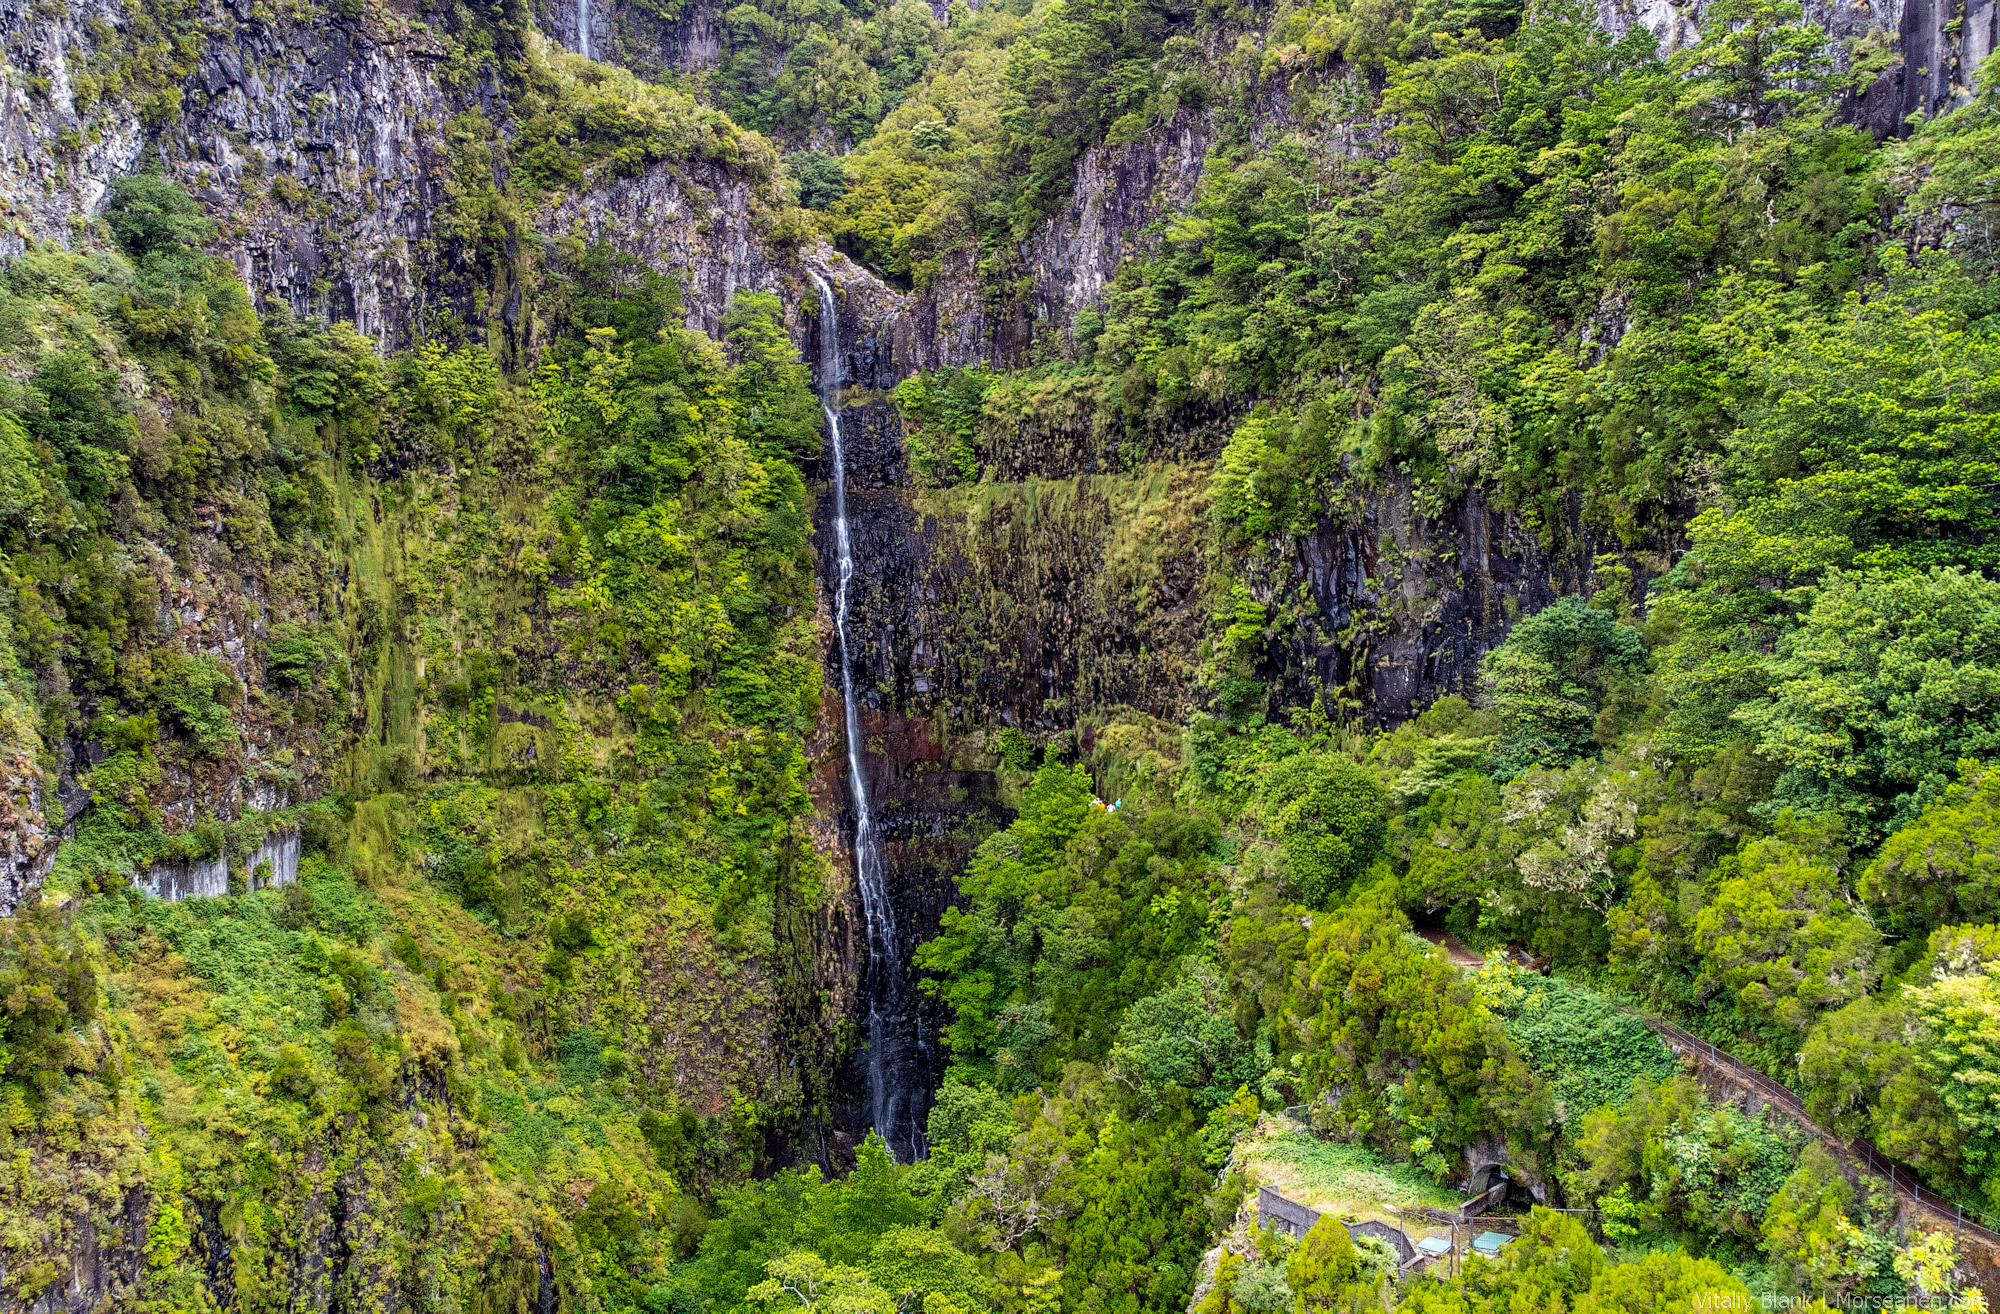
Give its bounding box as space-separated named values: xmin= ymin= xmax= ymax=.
xmin=812 ymin=273 xmax=925 ymax=1161
xmin=576 ymin=0 xmax=592 ymax=58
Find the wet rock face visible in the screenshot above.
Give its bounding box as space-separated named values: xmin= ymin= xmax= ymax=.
xmin=37 ymin=1190 xmax=149 ymax=1314
xmin=0 ymin=4 xmax=472 ymax=346
xmin=819 ymin=418 xmax=1604 ymax=741
xmin=0 ymin=748 xmax=51 ymax=909
xmin=1266 ymin=486 xmax=1608 ymax=725
xmin=533 ymin=0 xmax=728 ymax=80
xmin=1589 ymin=0 xmax=2000 ymax=137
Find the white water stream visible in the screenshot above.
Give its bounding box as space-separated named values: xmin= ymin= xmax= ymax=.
xmin=811 ymin=273 xmax=921 ymax=1159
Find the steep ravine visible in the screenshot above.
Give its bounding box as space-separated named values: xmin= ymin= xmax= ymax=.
xmin=0 ymin=0 xmax=1996 ymax=1204
xmin=0 ymin=0 xmax=1824 ymax=1154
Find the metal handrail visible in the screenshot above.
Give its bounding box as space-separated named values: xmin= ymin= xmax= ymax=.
xmin=1622 ymin=1006 xmax=2000 ymax=1249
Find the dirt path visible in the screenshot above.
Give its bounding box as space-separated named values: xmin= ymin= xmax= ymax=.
xmin=1414 ymin=929 xmax=1485 ymax=969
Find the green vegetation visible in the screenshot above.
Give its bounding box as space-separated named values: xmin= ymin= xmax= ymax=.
xmin=0 ymin=168 xmax=837 ymax=1306
xmin=17 ymin=0 xmax=2000 ymax=1302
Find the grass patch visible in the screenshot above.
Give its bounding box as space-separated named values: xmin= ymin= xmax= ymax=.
xmin=1246 ymin=1127 xmax=1461 ymax=1216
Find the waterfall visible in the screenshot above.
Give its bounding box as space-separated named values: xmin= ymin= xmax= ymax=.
xmin=811 ymin=273 xmax=924 ymax=1161
xmin=576 ymin=0 xmax=592 ymax=59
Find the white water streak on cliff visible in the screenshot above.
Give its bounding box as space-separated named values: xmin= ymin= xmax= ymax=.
xmin=812 ymin=273 xmax=922 ymax=1160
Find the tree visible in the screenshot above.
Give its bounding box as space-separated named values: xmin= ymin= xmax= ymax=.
xmin=908 ymin=1083 xmax=1017 ymax=1205
xmin=1799 ymin=994 xmax=1968 ymax=1187
xmin=1570 ymin=1250 xmax=1751 ymax=1314
xmin=0 ymin=897 xmax=96 ymax=1093
xmin=1894 ymin=1232 xmax=1991 ymax=1314
xmin=1482 ymin=596 xmax=1646 ymax=776
xmin=1864 ymin=760 xmax=2000 ymax=937
xmin=1904 ymin=926 xmax=2000 ymax=1197
xmin=725 ymin=291 xmax=823 ymax=460
xmin=1692 ymin=834 xmax=1881 ymax=1051
xmin=1399 ymin=1210 xmax=1606 ymax=1314
xmin=1576 ymin=1076 xmax=1796 ymax=1241
xmin=917 ymin=770 xmax=1214 ymax=1086
xmin=1057 ymin=1111 xmax=1214 ymax=1314
xmin=1672 ymin=0 xmax=1833 ymax=133
xmin=1282 ymin=899 xmax=1533 ymax=1168
xmin=786 ymin=150 xmax=849 ymax=210
xmin=1761 ymin=1145 xmax=1881 ymax=1300
xmin=803 ymin=1134 xmax=924 ymax=1263
xmin=1733 ymin=568 xmax=2000 ymax=827
xmin=1257 ymin=752 xmax=1389 ymax=908
xmin=1505 ymin=759 xmax=1657 ymax=917
xmin=751 ymin=1252 xmax=898 ymax=1314
xmin=1108 ymin=961 xmax=1262 ymax=1110
xmin=959 ymin=1110 xmax=1075 ymax=1253
xmin=866 ymin=1227 xmax=989 ymax=1313
xmin=1288 ymin=1217 xmax=1378 ymax=1314
xmin=106 ymin=173 xmax=214 ymax=259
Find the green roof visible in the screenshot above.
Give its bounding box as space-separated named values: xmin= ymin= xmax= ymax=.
xmin=1472 ymin=1232 xmax=1513 ymax=1253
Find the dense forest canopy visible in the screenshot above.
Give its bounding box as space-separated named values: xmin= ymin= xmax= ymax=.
xmin=4 ymin=0 xmax=2000 ymax=1307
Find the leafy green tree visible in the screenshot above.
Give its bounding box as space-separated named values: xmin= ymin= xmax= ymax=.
xmin=1397 ymin=771 xmax=1511 ymax=911
xmin=106 ymin=172 xmax=215 ymax=260
xmin=1863 ymin=759 xmax=2000 ymax=939
xmin=1055 ymin=1110 xmax=1213 ymax=1314
xmin=1651 ymin=259 xmax=2000 ymax=763
xmin=751 ymin=1252 xmax=897 ymax=1314
xmin=1799 ymin=993 xmax=1968 ymax=1188
xmin=1672 ymin=0 xmax=1834 ymax=132
xmin=1893 ymin=1232 xmax=1990 ymax=1312
xmin=891 ymin=366 xmax=993 ymax=485
xmin=1257 ymin=751 xmax=1388 ymax=908
xmin=1482 ymin=596 xmax=1646 ymax=776
xmin=1886 ymin=61 xmax=2000 ymax=273
xmin=998 ymin=0 xmax=1189 ymax=228
xmin=956 ymin=1097 xmax=1077 ymax=1254
xmin=1732 ymin=568 xmax=2000 ymax=827
xmin=151 ymin=651 xmax=241 ymax=755
xmin=1399 ymin=1210 xmax=1607 ymax=1314
xmin=803 ymin=1134 xmax=925 ymax=1263
xmin=265 ymin=310 xmax=389 ymax=427
xmin=1568 ymin=1249 xmax=1751 ymax=1314
xmin=1692 ymin=833 xmax=1881 ymax=1052
xmin=1576 ymin=1075 xmax=1797 ymax=1242
xmin=1108 ymin=961 xmax=1262 ymax=1110
xmin=1281 ymin=898 xmax=1532 ymax=1168
xmin=1904 ymin=925 xmax=2000 ymax=1202
xmin=917 ymin=765 xmax=1215 ymax=1087
xmin=865 ymin=1227 xmax=989 ymax=1312
xmin=906 ymin=1082 xmax=1017 ymax=1205
xmin=1760 ymin=1144 xmax=1883 ymax=1300
xmin=786 ymin=150 xmax=850 ymax=210
xmin=1287 ymin=1217 xmax=1378 ymax=1314
xmin=725 ymin=291 xmax=824 ymax=459
xmin=0 ymin=898 xmax=96 ymax=1094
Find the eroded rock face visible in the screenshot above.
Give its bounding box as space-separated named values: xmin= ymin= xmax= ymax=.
xmin=533 ymin=0 xmax=729 ymax=79
xmin=0 ymin=745 xmax=50 ymax=908
xmin=1592 ymin=0 xmax=2000 ymax=137
xmin=0 ymin=3 xmax=466 ymax=346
